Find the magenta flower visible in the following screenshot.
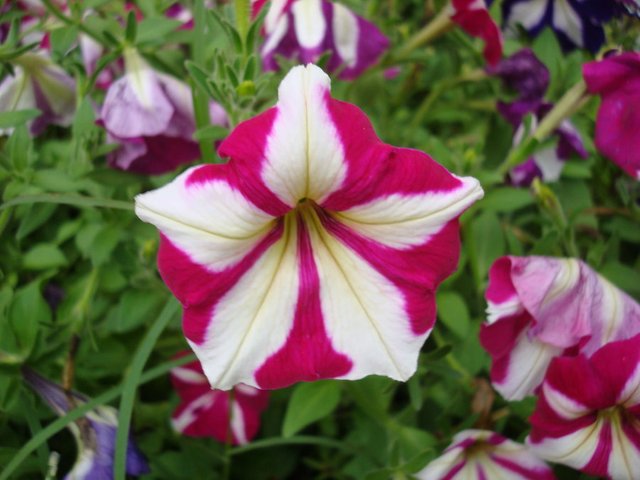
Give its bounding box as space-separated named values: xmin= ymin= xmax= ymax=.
xmin=135 ymin=65 xmax=483 ymax=390
xmin=479 ymin=256 xmax=640 ymax=400
xmin=583 ymin=51 xmax=640 ymax=180
xmin=23 ymin=368 xmax=149 ymax=480
xmin=498 ymin=101 xmax=587 ymax=186
xmin=451 ymin=0 xmax=503 ymax=66
xmin=416 ymin=429 xmax=555 ymax=479
xmin=528 ymin=334 xmax=640 ymax=479
xmin=260 ymin=0 xmax=389 ymax=80
xmin=99 ymin=48 xmax=227 ymax=175
xmin=170 ymin=354 xmax=269 ymax=444
xmin=0 ymin=51 xmax=76 ymax=136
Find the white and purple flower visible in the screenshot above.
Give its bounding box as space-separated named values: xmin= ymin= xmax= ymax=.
xmin=479 ymin=256 xmax=640 ymax=400
xmin=499 ymin=0 xmax=616 ymax=52
xmin=498 ymin=101 xmax=587 ymax=186
xmin=416 ymin=429 xmax=556 ymax=479
xmin=23 ymin=368 xmax=149 ymax=480
xmin=0 ymin=51 xmax=76 ymax=136
xmin=98 ymin=48 xmax=227 ymax=175
xmin=259 ymin=0 xmax=389 ymax=80
xmin=135 ymin=64 xmax=483 ymax=390
xmin=528 ymin=334 xmax=640 ymax=479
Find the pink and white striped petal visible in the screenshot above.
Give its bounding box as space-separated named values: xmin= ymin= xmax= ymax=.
xmin=480 ymin=256 xmax=640 ymax=400
xmin=416 ymin=429 xmax=556 ymax=480
xmin=170 ymin=355 xmax=269 ymax=445
xmin=528 ymin=335 xmax=640 ymax=479
xmin=136 ymin=64 xmax=483 ymax=391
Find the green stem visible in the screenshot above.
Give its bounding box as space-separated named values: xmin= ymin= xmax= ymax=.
xmin=191 ymin=0 xmax=216 ymax=163
xmin=394 ymin=7 xmax=453 ymax=60
xmin=498 ymin=80 xmax=589 ymax=177
xmin=431 ymin=329 xmax=472 ymax=382
xmin=0 ymin=193 xmax=134 ymax=211
xmin=41 ymin=0 xmax=105 ymax=46
xmin=230 ymin=436 xmax=350 ymax=456
xmin=234 ymin=0 xmax=251 ymax=46
xmin=1 ymin=354 xmax=196 ymax=480
xmin=113 ymin=299 xmax=181 ymax=480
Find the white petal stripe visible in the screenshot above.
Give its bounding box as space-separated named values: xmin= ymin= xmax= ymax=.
xmin=262 ymin=65 xmax=346 ymax=206
xmin=306 ymin=208 xmax=425 ymax=382
xmin=135 ymin=168 xmax=275 ymax=271
xmin=191 ymin=220 xmax=299 ymax=390
xmin=335 ymin=177 xmax=483 ymax=249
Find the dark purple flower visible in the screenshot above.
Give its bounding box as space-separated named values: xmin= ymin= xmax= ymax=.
xmin=488 ymin=48 xmax=549 ymax=102
xmin=499 ymin=0 xmax=616 ymax=53
xmin=98 ymin=48 xmax=227 ymax=175
xmin=259 ymin=0 xmax=389 ymax=80
xmin=498 ymin=101 xmax=587 ymax=186
xmin=23 ymin=368 xmax=149 ymax=480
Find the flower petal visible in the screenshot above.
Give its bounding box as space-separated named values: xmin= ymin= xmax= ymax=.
xmin=135 ymin=165 xmax=276 ymax=272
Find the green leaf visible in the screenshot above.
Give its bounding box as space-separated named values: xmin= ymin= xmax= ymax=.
xmin=0 ymin=282 xmax=50 ymax=363
xmin=282 ymin=381 xmax=342 ymax=437
xmin=104 ymin=290 xmax=164 ymax=333
xmin=136 ymin=17 xmax=181 ymax=43
xmin=479 ymin=187 xmax=534 ymax=213
xmin=49 ymin=26 xmax=78 ymax=56
xmin=467 ymin=211 xmax=506 ymax=287
xmin=0 ymin=109 xmax=41 ymax=129
xmin=22 ymin=243 xmax=68 ymax=270
xmin=125 ymin=11 xmax=137 ymax=43
xmin=436 ymin=291 xmax=471 ymax=338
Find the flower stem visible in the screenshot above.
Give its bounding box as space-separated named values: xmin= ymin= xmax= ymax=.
xmin=191 ymin=0 xmax=216 ymax=163
xmin=498 ymin=80 xmax=589 ymax=177
xmin=234 ymin=0 xmax=251 ymax=46
xmin=394 ymin=7 xmax=453 ymax=60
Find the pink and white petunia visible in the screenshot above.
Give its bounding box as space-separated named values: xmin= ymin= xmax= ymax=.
xmin=99 ymin=48 xmax=227 ymax=175
xmin=259 ymin=0 xmax=389 ymax=80
xmin=528 ymin=334 xmax=640 ymax=479
xmin=171 ymin=354 xmax=269 ymax=445
xmin=0 ymin=50 xmax=76 ymax=136
xmin=450 ymin=0 xmax=503 ymax=66
xmin=583 ymin=51 xmax=640 ymax=180
xmin=416 ymin=429 xmax=556 ymax=479
xmin=479 ymin=256 xmax=640 ymax=401
xmin=135 ymin=64 xmax=484 ymax=390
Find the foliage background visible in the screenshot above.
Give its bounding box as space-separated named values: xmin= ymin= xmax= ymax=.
xmin=1 ymin=0 xmax=639 ymax=479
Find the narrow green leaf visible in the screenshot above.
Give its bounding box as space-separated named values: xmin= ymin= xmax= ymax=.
xmin=0 ymin=109 xmax=41 ymax=129
xmin=125 ymin=11 xmax=137 ymax=43
xmin=0 ymin=193 xmax=134 ymax=211
xmin=113 ymin=299 xmax=181 ymax=480
xmin=22 ymin=244 xmax=68 ymax=270
xmin=436 ymin=291 xmax=471 ymax=338
xmin=282 ymin=381 xmax=342 ymax=437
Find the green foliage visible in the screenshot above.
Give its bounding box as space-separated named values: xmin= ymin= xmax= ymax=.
xmin=0 ymin=1 xmax=639 ymax=480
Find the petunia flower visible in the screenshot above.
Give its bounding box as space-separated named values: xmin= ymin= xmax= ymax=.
xmin=450 ymin=0 xmax=503 ymax=66
xmin=259 ymin=0 xmax=389 ymax=80
xmin=23 ymin=367 xmax=149 ymax=480
xmin=479 ymin=256 xmax=640 ymax=400
xmin=487 ymin=48 xmax=549 ymax=103
xmin=98 ymin=48 xmax=227 ymax=175
xmin=499 ymin=0 xmax=616 ymax=53
xmin=498 ymin=101 xmax=587 ymax=186
xmin=528 ymin=334 xmax=640 ymax=479
xmin=0 ymin=51 xmax=76 ymax=136
xmin=416 ymin=429 xmax=556 ymax=479
xmin=170 ymin=353 xmax=269 ymax=445
xmin=583 ymin=51 xmax=640 ymax=180
xmin=135 ymin=64 xmax=484 ymax=390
